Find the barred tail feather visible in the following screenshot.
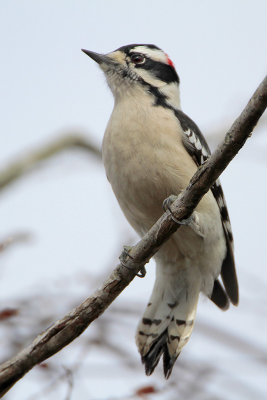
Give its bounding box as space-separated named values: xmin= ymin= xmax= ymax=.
xmin=136 ymin=273 xmax=200 ymax=378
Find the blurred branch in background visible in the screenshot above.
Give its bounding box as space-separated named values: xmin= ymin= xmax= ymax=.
xmin=0 ymin=133 xmax=101 ymax=192
xmin=0 ymin=75 xmax=266 ymax=397
xmin=0 ymin=284 xmax=266 ymax=400
xmin=0 ymin=233 xmax=31 ymax=254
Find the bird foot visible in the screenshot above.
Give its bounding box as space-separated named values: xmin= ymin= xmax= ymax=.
xmin=162 ymin=195 xmax=204 ymax=238
xmin=119 ymin=246 xmax=147 ymax=278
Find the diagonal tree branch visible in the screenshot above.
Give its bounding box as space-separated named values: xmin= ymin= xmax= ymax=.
xmin=0 ymin=76 xmax=266 ymax=397
xmin=0 ymin=133 xmax=101 ymax=191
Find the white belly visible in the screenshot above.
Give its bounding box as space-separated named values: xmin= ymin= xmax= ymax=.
xmin=102 ymin=97 xmax=226 ymax=294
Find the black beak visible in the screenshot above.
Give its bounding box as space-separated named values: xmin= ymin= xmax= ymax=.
xmin=81 ymin=49 xmax=112 ymax=65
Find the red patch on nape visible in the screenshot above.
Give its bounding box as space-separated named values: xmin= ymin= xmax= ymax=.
xmin=166 ymin=53 xmax=175 ymax=68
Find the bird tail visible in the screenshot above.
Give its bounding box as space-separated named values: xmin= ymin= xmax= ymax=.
xmin=136 ymin=268 xmax=200 ymax=378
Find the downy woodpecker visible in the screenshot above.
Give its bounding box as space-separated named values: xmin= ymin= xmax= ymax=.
xmin=82 ymin=44 xmax=238 ymax=378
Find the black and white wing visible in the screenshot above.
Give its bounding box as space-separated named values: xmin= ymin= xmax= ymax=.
xmin=175 ymin=109 xmax=239 ymax=307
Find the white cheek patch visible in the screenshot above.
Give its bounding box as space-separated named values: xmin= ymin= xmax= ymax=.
xmin=160 ymin=82 xmax=180 ymax=109
xmin=137 ymin=68 xmax=166 ymax=87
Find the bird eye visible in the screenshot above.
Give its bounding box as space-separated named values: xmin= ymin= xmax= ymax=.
xmin=130 ymin=53 xmax=145 ymax=64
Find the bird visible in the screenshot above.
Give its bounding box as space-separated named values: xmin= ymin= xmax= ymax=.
xmin=82 ymin=44 xmax=239 ymax=378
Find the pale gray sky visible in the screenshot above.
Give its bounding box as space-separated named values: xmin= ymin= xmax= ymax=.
xmin=0 ymin=1 xmax=266 ymax=399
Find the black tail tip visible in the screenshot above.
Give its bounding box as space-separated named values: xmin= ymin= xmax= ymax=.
xmin=141 ymin=329 xmax=180 ymax=378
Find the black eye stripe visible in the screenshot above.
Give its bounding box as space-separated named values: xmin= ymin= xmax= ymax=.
xmin=135 ymin=59 xmax=179 ymax=84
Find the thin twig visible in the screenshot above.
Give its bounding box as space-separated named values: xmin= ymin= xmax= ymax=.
xmin=0 ymin=134 xmax=101 ymax=191
xmin=0 ymin=76 xmax=266 ymax=397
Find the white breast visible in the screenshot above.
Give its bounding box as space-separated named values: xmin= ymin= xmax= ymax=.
xmin=102 ymin=91 xmax=226 ymax=294
xmin=103 ymin=92 xmax=195 ymax=225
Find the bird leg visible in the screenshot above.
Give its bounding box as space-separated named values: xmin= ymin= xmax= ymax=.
xmin=119 ymin=246 xmax=147 ymax=277
xmin=163 ymin=195 xmax=204 ymax=238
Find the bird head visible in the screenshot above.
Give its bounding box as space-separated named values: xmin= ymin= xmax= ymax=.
xmin=82 ymin=44 xmax=180 ymax=108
